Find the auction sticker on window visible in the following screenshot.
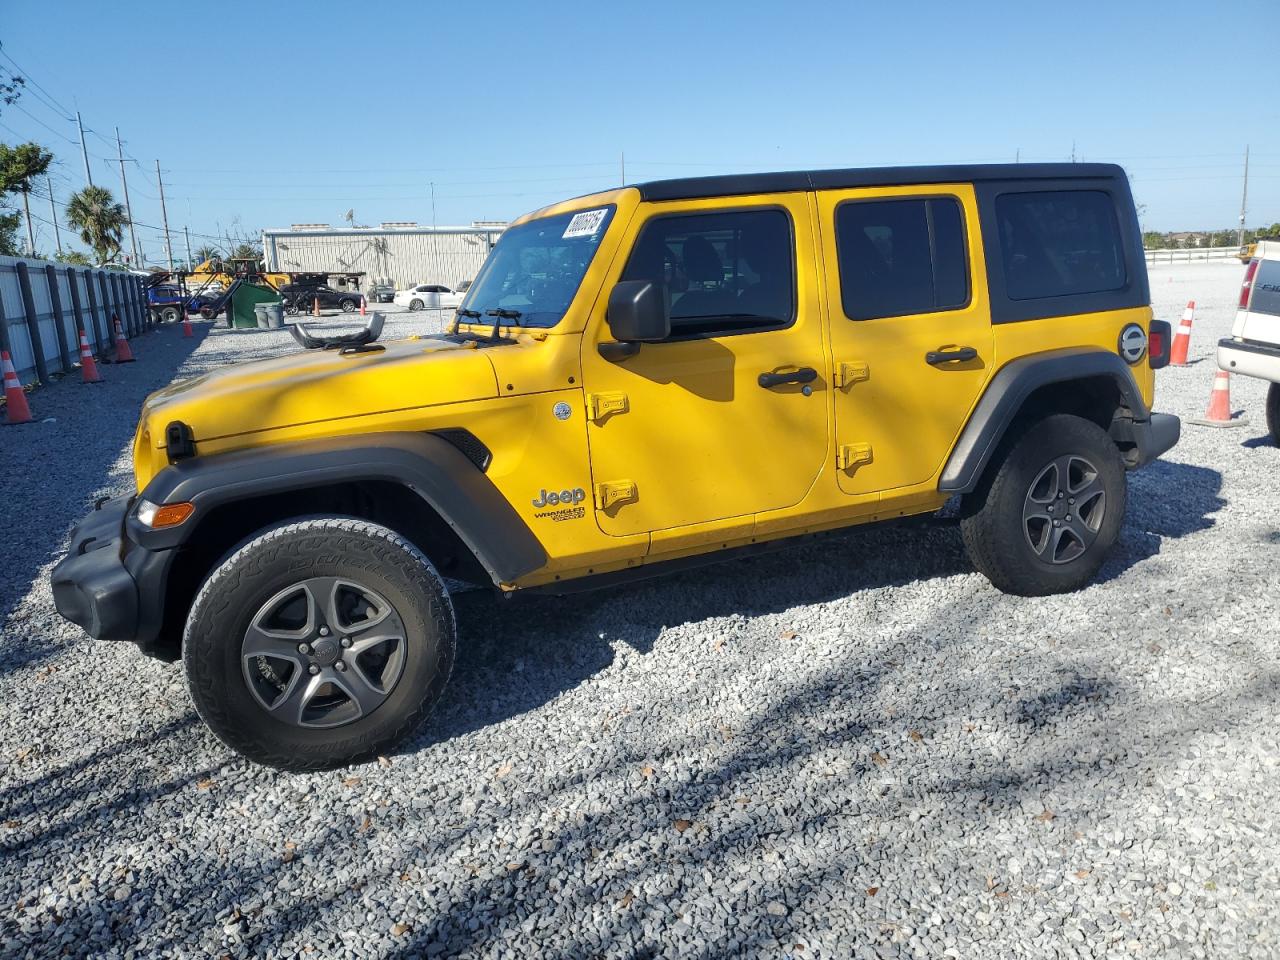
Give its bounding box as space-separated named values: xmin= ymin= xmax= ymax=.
xmin=563 ymin=208 xmax=608 ymax=239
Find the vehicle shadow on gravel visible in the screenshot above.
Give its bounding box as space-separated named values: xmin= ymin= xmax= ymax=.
xmin=383 ymin=583 xmax=1277 ymax=960
xmin=0 ymin=324 xmax=211 ymax=677
xmin=427 ymin=459 xmax=1224 ymax=749
xmin=1104 ymin=459 xmax=1225 ymax=584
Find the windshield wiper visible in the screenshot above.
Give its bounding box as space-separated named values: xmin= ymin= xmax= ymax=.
xmin=485 ymin=308 xmax=522 ymax=341
xmin=451 ymin=307 xmax=481 ymax=335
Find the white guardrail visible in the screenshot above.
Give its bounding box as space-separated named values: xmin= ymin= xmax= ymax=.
xmin=1143 ymin=245 xmax=1242 ymax=264
xmin=0 ymin=255 xmax=149 ymax=386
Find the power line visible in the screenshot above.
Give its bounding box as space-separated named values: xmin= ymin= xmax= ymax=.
xmin=9 ymin=102 xmax=78 ymax=145
xmin=0 ymin=45 xmax=76 ymax=117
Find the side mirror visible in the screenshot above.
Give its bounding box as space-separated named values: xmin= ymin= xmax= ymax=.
xmin=607 ymin=280 xmax=669 ymax=345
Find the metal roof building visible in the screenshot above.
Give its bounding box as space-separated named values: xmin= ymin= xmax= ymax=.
xmin=260 ymin=222 xmax=506 ymax=290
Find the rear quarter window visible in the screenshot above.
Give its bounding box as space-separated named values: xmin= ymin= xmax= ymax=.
xmin=995 ymin=191 xmax=1126 ymax=301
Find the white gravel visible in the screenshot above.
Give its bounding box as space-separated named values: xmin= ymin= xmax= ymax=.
xmin=2 ymin=265 xmax=1278 ymax=959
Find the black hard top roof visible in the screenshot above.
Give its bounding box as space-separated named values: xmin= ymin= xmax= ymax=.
xmin=634 ymin=162 xmax=1125 ymax=202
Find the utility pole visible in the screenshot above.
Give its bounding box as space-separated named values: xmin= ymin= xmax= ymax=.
xmin=115 ymin=128 xmax=140 ymax=266
xmin=46 ymin=176 xmax=62 ymax=255
xmin=430 ymin=182 xmax=436 ymax=229
xmin=1015 ymin=147 xmax=1020 ymax=164
xmin=156 ymin=159 xmax=174 ymax=272
xmin=1238 ymin=145 xmax=1250 ymax=248
xmin=21 ymin=188 xmax=34 ymax=255
xmin=76 ymin=112 xmax=93 ymax=186
xmin=184 ymin=225 xmax=193 ymax=270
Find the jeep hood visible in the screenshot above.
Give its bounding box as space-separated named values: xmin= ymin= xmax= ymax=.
xmin=140 ymin=336 xmax=498 ymax=446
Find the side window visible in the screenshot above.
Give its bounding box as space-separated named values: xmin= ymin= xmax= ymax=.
xmin=619 ymin=208 xmax=795 ymax=338
xmin=835 ymin=197 xmax=968 ymax=320
xmin=995 ymin=190 xmax=1125 ymax=301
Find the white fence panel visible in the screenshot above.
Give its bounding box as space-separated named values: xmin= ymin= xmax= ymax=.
xmin=0 ymin=256 xmax=151 ymax=386
xmin=1143 ymin=245 xmax=1242 ymax=264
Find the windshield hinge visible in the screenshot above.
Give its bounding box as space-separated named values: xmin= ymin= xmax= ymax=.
xmin=836 ymin=443 xmax=873 ymax=472
xmin=594 ymin=480 xmax=637 ymax=511
xmin=587 ymin=392 xmax=629 ymax=423
xmin=833 ymin=361 xmax=870 ymax=389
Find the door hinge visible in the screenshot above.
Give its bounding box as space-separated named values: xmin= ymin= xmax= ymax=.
xmin=594 ymin=480 xmax=637 ymax=510
xmin=833 ymin=361 xmax=869 ymax=389
xmin=587 ymin=392 xmax=629 ymax=423
xmin=836 ymin=443 xmax=873 ymax=471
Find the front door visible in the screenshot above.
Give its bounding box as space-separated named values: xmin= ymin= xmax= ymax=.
xmin=581 ymin=195 xmax=828 ymax=540
xmin=816 ymin=185 xmax=995 ymax=496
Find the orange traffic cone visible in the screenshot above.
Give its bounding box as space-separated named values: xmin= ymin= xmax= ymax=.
xmin=182 ymin=308 xmax=194 ymax=338
xmin=312 ymin=296 xmax=320 ymax=318
xmin=78 ymin=330 xmax=103 ymax=383
xmin=112 ymin=315 xmax=136 ymax=363
xmin=1189 ymin=371 xmax=1247 ymax=428
xmin=1170 ymin=301 xmax=1194 ymax=366
xmin=359 ymin=296 xmax=366 ymax=317
xmin=2 ymin=351 xmax=32 ymax=425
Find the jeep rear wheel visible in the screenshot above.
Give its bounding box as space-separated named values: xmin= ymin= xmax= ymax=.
xmin=960 ymin=414 xmax=1126 ymax=596
xmin=183 ymin=517 xmax=455 ymax=770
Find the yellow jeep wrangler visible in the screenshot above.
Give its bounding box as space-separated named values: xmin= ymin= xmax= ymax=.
xmin=52 ymin=163 xmax=1179 ymax=769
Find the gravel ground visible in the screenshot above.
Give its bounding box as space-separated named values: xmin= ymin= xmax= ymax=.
xmin=1 ymin=262 xmax=1277 ymax=959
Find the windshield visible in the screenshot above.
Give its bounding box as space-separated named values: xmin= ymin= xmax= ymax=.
xmin=460 ymin=205 xmax=615 ymax=328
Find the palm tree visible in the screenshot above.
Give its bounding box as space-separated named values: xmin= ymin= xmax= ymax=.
xmin=65 ymin=185 xmax=127 ymax=265
xmin=192 ymin=244 xmax=221 ymax=265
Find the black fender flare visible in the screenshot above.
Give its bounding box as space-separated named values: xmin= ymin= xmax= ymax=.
xmin=132 ymin=432 xmax=547 ymax=584
xmin=939 ymin=347 xmax=1150 ymax=494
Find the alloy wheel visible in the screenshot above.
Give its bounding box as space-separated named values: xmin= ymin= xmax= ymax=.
xmin=1022 ymin=454 xmax=1107 ymax=564
xmin=241 ymin=576 xmax=407 ymax=728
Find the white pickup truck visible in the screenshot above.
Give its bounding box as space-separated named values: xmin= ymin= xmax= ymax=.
xmin=1218 ymin=239 xmax=1280 ymax=441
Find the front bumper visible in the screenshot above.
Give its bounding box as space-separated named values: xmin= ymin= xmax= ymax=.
xmin=1218 ymin=337 xmax=1280 ymax=384
xmin=50 ymin=495 xmax=174 ymax=657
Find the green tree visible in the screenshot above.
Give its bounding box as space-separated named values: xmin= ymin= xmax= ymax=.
xmin=0 ymin=141 xmax=54 ymax=254
xmin=65 ymin=185 xmax=128 ymax=265
xmin=227 ymin=241 xmax=261 ymax=262
xmin=1142 ymin=231 xmax=1167 ymax=250
xmin=55 ymin=250 xmax=93 ymax=266
xmin=0 ymin=72 xmax=24 ymax=114
xmin=0 ymin=209 xmax=20 ymax=256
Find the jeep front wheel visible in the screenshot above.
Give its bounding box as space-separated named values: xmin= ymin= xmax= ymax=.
xmin=183 ymin=517 xmax=455 ymax=770
xmin=960 ymin=414 xmax=1126 ymax=596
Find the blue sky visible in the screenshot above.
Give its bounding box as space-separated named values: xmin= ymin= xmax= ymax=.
xmin=2 ymin=0 xmax=1276 ymax=263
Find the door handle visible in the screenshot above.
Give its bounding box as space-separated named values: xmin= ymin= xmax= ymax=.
xmin=758 ymin=367 xmax=818 ymax=389
xmin=925 ymin=346 xmax=978 ymax=365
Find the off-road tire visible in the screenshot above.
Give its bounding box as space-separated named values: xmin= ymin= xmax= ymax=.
xmin=183 ymin=517 xmax=455 ymax=770
xmin=1267 ymin=382 xmax=1280 ymax=445
xmin=960 ymin=414 xmax=1126 ymax=596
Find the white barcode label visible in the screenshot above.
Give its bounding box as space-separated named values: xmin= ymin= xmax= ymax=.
xmin=562 ymin=208 xmax=608 ymax=239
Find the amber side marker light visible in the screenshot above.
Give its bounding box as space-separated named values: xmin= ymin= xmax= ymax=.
xmin=135 ymin=499 xmax=194 ymax=529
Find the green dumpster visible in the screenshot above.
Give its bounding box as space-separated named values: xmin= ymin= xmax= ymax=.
xmin=229 ymin=283 xmax=283 ymax=329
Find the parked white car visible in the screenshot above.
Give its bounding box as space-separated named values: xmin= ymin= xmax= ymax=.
xmin=393 ymin=283 xmax=464 ymax=311
xmin=1218 ymin=239 xmax=1280 ymax=441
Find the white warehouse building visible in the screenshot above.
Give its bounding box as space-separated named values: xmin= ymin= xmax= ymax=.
xmin=260 ymin=222 xmax=507 ymax=291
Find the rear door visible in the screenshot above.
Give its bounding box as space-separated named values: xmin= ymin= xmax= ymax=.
xmin=816 ymin=184 xmax=994 ymax=496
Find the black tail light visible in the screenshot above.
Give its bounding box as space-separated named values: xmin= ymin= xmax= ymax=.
xmin=1149 ymin=319 xmax=1171 ymax=369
